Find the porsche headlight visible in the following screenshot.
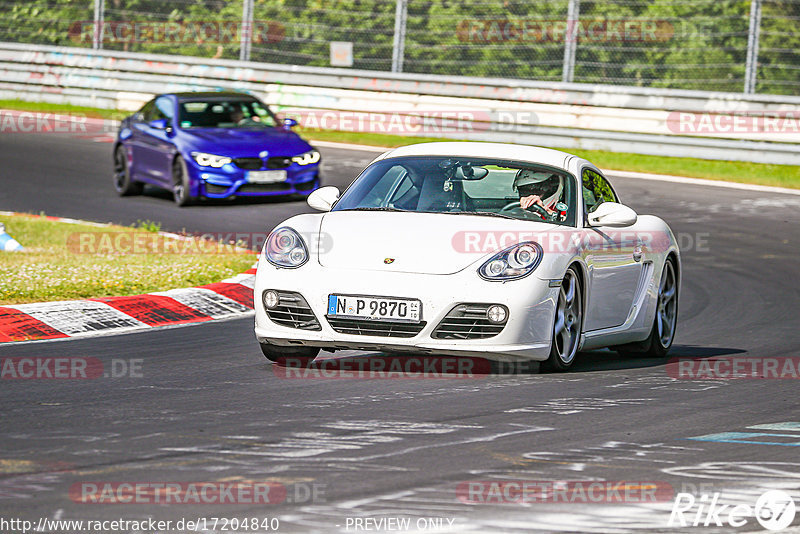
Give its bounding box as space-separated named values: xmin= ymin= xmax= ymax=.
xmin=291 ymin=150 xmax=321 ymax=166
xmin=192 ymin=152 xmax=232 ymax=168
xmin=265 ymin=227 xmax=308 ymax=268
xmin=478 ymin=241 xmax=543 ymax=281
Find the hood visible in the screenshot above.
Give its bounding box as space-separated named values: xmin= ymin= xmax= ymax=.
xmin=179 ymin=128 xmax=313 ymax=158
xmin=318 ymin=211 xmax=558 ymax=275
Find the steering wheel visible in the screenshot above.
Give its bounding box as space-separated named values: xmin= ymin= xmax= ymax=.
xmin=500 ymin=201 xmax=552 ymax=219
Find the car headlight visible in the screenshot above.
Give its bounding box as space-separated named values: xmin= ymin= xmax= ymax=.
xmin=191 ymin=152 xmax=232 ymax=168
xmin=265 ymin=227 xmax=308 ymax=268
xmin=478 ymin=241 xmax=543 ymax=281
xmin=291 ymin=150 xmax=321 ymax=166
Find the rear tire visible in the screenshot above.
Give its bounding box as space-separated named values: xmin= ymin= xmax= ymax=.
xmin=543 ymin=266 xmax=583 ymax=372
xmin=113 ymin=145 xmax=143 ymax=196
xmin=615 ymin=258 xmax=678 ymax=358
xmin=259 ymin=342 xmax=319 ymax=364
xmin=172 ymin=157 xmax=193 ymax=207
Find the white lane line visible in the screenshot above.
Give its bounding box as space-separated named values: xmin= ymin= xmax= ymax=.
xmin=313 ymin=140 xmax=800 ymax=195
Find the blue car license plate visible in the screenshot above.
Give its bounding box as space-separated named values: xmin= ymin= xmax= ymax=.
xmin=247 ymin=170 xmax=287 ymax=184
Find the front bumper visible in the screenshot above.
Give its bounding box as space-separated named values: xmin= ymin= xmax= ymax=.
xmin=253 ymin=258 xmax=559 ymax=362
xmin=187 ymin=160 xmax=320 ymax=198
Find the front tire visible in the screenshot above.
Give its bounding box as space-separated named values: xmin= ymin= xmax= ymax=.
xmin=259 ymin=342 xmax=319 ymax=364
xmin=616 ymin=258 xmax=678 ymax=358
xmin=113 ymin=145 xmax=143 ymax=196
xmin=543 ymin=266 xmax=583 ymax=372
xmin=172 ymin=157 xmax=193 ymax=207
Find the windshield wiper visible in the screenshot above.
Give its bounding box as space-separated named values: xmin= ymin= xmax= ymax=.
xmin=441 ymin=211 xmax=518 ymax=220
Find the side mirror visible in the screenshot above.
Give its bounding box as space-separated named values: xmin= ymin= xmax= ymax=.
xmin=587 ymin=202 xmax=638 ymax=227
xmin=282 ymin=118 xmax=298 ymax=130
xmin=148 ymin=118 xmax=169 ymax=130
xmin=307 ymin=186 xmax=340 ymax=212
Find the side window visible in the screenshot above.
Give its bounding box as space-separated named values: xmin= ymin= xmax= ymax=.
xmin=359 ymin=165 xmax=407 ymax=208
xmin=137 ymin=100 xmax=154 ymax=122
xmin=153 ymin=97 xmax=174 ymax=121
xmin=582 ymin=168 xmax=617 ymax=213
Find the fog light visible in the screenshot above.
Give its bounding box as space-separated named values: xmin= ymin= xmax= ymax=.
xmin=487 ymin=305 xmax=508 ymax=324
xmin=263 ymin=290 xmax=279 ymax=309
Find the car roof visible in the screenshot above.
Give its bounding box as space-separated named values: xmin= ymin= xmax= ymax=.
xmin=380 ymin=142 xmax=576 ymax=171
xmin=167 ymin=91 xmax=257 ymax=101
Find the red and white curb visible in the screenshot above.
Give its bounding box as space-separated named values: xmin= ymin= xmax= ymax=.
xmin=0 ymin=212 xmax=257 ymax=344
xmin=0 ymin=269 xmax=255 ymax=344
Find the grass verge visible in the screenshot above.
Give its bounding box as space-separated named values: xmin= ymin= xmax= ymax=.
xmin=0 ymin=213 xmax=256 ymax=305
xmin=2 ymin=99 xmax=797 ymax=189
xmin=302 ymin=129 xmax=800 ymax=190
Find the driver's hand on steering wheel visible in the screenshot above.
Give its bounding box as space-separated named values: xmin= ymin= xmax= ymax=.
xmin=520 ymin=194 xmax=554 ymax=214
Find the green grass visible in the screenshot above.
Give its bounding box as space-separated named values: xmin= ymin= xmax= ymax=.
xmin=0 ymin=214 xmax=256 ymax=305
xmin=302 ymin=129 xmax=800 ymax=189
xmin=2 ymin=99 xmax=797 ymax=189
xmin=0 ymin=99 xmax=126 ymax=120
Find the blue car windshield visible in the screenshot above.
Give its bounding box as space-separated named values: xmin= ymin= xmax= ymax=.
xmin=177 ymin=99 xmax=278 ymax=129
xmin=333 ymin=156 xmax=577 ymax=226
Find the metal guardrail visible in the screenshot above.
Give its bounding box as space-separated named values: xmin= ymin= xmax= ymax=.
xmin=1 ymin=42 xmax=799 ymax=165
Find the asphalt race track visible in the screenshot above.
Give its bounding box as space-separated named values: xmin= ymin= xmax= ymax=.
xmin=1 ymin=131 xmax=800 ymax=533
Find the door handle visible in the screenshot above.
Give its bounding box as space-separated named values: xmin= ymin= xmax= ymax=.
xmin=633 ymin=247 xmax=643 ymax=262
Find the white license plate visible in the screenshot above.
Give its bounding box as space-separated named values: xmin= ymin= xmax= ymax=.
xmin=327 ymin=295 xmax=421 ymax=323
xmin=247 ymin=170 xmax=287 ymax=183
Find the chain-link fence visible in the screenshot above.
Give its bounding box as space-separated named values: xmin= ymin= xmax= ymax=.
xmin=1 ymin=0 xmax=798 ymax=95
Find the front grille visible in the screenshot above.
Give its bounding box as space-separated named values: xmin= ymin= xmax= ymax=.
xmin=237 ymin=183 xmax=292 ymax=194
xmin=264 ymin=291 xmax=321 ymax=331
xmin=266 ymin=156 xmax=292 ymax=169
xmin=327 ymin=317 xmax=426 ymax=338
xmin=431 ymin=304 xmax=507 ymax=340
xmin=233 ymin=157 xmax=263 ymax=170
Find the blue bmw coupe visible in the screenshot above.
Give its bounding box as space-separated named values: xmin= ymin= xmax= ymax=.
xmin=113 ymin=92 xmax=321 ymax=206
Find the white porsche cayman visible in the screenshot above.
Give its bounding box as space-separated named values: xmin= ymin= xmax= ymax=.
xmin=253 ymin=142 xmax=680 ymax=370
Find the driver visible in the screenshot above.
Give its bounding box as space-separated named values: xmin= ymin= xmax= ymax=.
xmin=513 ymin=169 xmax=563 ymax=216
xmin=229 ymin=107 xmax=245 ymax=124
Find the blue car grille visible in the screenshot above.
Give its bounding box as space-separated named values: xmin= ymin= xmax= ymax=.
xmin=232 ymin=156 xmax=294 ymax=170
xmin=266 ymin=156 xmax=292 ymax=169
xmin=233 ymin=157 xmax=262 ymax=170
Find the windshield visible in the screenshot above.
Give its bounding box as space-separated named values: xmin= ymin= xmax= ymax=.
xmin=333 ymin=156 xmax=576 ymax=226
xmin=177 ymin=98 xmax=279 ymax=129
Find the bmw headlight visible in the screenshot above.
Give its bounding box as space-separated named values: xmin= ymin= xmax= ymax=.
xmin=291 ymin=150 xmax=321 ymax=166
xmin=192 ymin=152 xmax=232 ymax=168
xmin=478 ymin=241 xmax=543 ymax=281
xmin=265 ymin=227 xmax=308 ymax=268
